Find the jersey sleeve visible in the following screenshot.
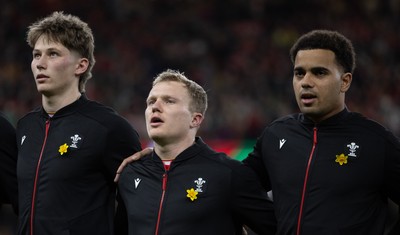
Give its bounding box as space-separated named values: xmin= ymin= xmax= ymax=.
xmin=385 ymin=131 xmax=400 ymax=234
xmin=103 ymin=115 xmax=142 ymax=235
xmin=230 ymin=163 xmax=276 ymax=234
xmin=385 ymin=131 xmax=400 ymax=205
xmin=0 ymin=114 xmax=18 ymax=214
xmin=242 ymin=129 xmax=272 ymax=191
xmin=103 ymin=116 xmax=142 ymax=179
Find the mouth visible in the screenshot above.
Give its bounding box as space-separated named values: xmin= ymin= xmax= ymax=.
xmin=150 ymin=116 xmax=164 ymax=126
xmin=36 ymin=74 xmax=49 ymax=80
xmin=300 ymin=93 xmax=317 ymax=105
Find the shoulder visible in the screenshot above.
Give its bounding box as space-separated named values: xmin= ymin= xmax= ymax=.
xmin=266 ymin=113 xmax=300 ymax=128
xmin=80 ymin=100 xmax=119 ymax=120
xmin=257 ymin=113 xmax=300 ymax=137
xmin=79 ymin=100 xmax=133 ymax=129
xmin=194 ymin=139 xmax=244 ymax=168
xmin=201 ymin=147 xmax=243 ymax=170
xmin=0 ymin=113 xmax=14 ymax=129
xmin=0 ymin=113 xmax=15 ymax=140
xmin=17 ymin=107 xmax=42 ymax=123
xmin=347 ymin=112 xmax=396 ymax=137
xmin=341 ymin=112 xmax=400 ymax=154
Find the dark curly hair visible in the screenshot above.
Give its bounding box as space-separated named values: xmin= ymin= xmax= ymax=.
xmin=290 ymin=30 xmax=356 ymax=73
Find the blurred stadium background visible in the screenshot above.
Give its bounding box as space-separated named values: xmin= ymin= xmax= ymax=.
xmin=1 ymin=0 xmax=399 ymax=234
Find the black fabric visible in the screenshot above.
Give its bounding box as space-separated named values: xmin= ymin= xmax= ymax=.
xmin=119 ymin=137 xmax=276 ymax=235
xmin=0 ymin=113 xmax=18 ymax=214
xmin=16 ymin=95 xmax=141 ymax=235
xmin=243 ymin=108 xmax=400 ymax=234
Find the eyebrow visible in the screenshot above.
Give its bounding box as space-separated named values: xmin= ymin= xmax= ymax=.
xmin=146 ymin=94 xmax=173 ymax=100
xmin=33 ymin=47 xmax=58 ymax=53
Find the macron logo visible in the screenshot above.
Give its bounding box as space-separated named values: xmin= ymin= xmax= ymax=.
xmin=21 ymin=136 xmax=26 ymax=145
xmin=279 ymin=139 xmax=286 ymax=149
xmin=134 ymin=178 xmax=141 ymax=189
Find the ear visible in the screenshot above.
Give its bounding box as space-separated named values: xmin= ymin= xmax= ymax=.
xmin=340 ymin=72 xmax=352 ymax=93
xmin=75 ymin=58 xmax=89 ymax=77
xmin=190 ymin=112 xmax=204 ymax=128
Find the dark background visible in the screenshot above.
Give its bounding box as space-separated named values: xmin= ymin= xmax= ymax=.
xmin=1 ymin=0 xmax=400 ymax=142
xmin=0 ymin=0 xmax=399 ymax=234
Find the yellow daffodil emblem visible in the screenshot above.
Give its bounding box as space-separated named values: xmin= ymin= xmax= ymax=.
xmin=59 ymin=143 xmax=69 ymax=156
xmin=335 ymin=153 xmax=348 ymax=165
xmin=186 ymin=188 xmax=198 ymax=201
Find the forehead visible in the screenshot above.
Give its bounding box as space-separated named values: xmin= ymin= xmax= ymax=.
xmin=294 ymin=49 xmax=337 ymax=68
xmin=149 ymin=81 xmax=189 ymax=97
xmin=33 ymin=35 xmax=66 ymax=50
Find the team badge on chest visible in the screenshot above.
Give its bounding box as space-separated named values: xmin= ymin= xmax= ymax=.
xmin=335 ymin=142 xmax=361 ymax=166
xmin=70 ymin=134 xmax=83 ymax=148
xmin=58 ymin=134 xmax=83 ymax=157
xmin=186 ymin=177 xmax=207 ymax=202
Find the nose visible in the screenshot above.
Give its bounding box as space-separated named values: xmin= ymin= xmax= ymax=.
xmin=301 ymin=73 xmax=314 ymax=88
xmin=151 ymin=100 xmax=162 ymax=113
xmin=34 ymin=56 xmax=46 ymax=70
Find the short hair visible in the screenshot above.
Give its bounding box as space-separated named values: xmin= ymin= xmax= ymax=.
xmin=289 ymin=30 xmax=356 ymax=73
xmin=153 ymin=69 xmax=208 ymax=115
xmin=26 ymin=11 xmax=95 ymax=92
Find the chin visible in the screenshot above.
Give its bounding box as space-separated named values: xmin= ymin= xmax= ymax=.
xmin=148 ymin=132 xmax=163 ymax=142
xmin=36 ymin=85 xmax=51 ymax=94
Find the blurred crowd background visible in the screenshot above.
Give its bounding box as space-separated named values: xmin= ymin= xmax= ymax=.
xmin=0 ymin=0 xmax=400 ymax=233
xmin=1 ymin=0 xmax=400 ymax=143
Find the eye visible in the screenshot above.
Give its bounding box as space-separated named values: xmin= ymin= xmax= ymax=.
xmin=32 ymin=52 xmax=41 ymax=59
xmin=146 ymin=99 xmax=155 ymax=106
xmin=294 ymin=69 xmax=305 ymax=78
xmin=313 ymin=68 xmax=329 ymax=77
xmin=165 ymin=98 xmax=175 ymax=104
xmin=49 ymin=51 xmax=59 ymax=57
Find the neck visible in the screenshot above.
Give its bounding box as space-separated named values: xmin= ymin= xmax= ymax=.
xmin=154 ymin=137 xmax=195 ymax=160
xmin=43 ymin=92 xmax=81 ymax=114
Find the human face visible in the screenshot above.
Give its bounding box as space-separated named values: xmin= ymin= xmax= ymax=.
xmin=145 ymin=81 xmax=201 ymax=145
xmin=31 ymin=35 xmax=84 ymax=97
xmin=293 ymin=49 xmax=351 ymax=123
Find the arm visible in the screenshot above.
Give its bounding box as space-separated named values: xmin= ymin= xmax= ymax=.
xmin=242 ymin=130 xmax=272 ymax=191
xmin=103 ymin=118 xmax=142 ymax=235
xmin=0 ymin=114 xmax=18 ymax=214
xmin=387 ymin=201 xmax=400 ymax=235
xmin=231 ymin=164 xmax=276 ymax=234
xmin=386 ymin=134 xmax=400 ymax=234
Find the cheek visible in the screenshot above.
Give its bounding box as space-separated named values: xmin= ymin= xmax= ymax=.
xmin=144 ymin=109 xmax=152 ymax=122
xmin=325 ymin=81 xmax=341 ymax=94
xmin=171 ymin=111 xmax=192 ymax=125
xmin=55 ymin=60 xmax=70 ymax=72
xmin=293 ymin=81 xmax=301 ymax=96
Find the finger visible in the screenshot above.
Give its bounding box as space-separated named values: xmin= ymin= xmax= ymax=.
xmin=114 ymin=173 xmax=120 ymax=182
xmin=114 ymin=147 xmax=153 ymax=182
xmin=114 ymin=159 xmax=128 ymax=182
xmin=141 ymin=147 xmax=153 ymax=156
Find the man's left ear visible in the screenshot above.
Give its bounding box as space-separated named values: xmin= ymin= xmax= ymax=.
xmin=340 ymin=73 xmax=352 ymax=92
xmin=75 ymin=58 xmax=89 ymax=76
xmin=191 ymin=113 xmax=204 ymax=128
